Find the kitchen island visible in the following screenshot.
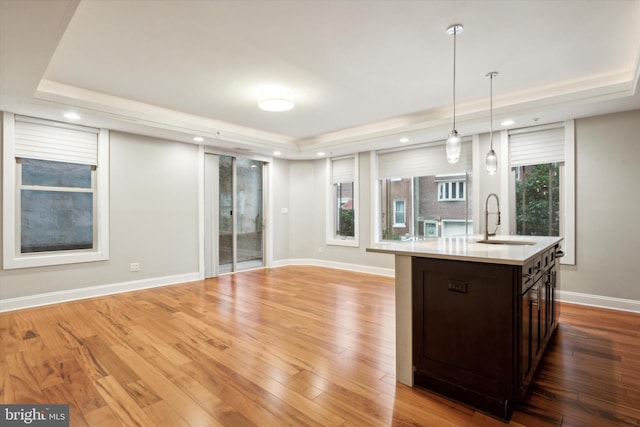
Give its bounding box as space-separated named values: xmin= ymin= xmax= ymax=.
xmin=367 ymin=235 xmax=563 ymax=421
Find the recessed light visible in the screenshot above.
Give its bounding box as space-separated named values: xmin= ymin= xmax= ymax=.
xmin=317 ymin=152 xmax=325 ymax=156
xmin=273 ymin=151 xmax=282 ymax=156
xmin=501 ymin=119 xmax=514 ymax=126
xmin=193 ymin=136 xmax=204 ymax=142
xmin=400 ymin=137 xmax=410 ymax=143
xmin=64 ymin=112 xmax=81 ymax=120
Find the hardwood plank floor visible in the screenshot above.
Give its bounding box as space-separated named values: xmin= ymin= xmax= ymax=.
xmin=1 ymin=266 xmax=639 ymax=426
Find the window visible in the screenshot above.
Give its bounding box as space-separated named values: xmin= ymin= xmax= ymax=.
xmin=506 ymin=121 xmax=575 ymax=264
xmin=376 ymin=141 xmax=472 ymax=241
xmin=326 ymin=155 xmax=358 ymax=246
xmin=335 ymin=182 xmax=354 ymax=237
xmin=19 ymin=159 xmax=95 ymax=253
xmin=393 ymin=199 xmax=406 ymax=227
xmin=437 ymin=180 xmax=465 ymax=201
xmin=514 ymin=163 xmax=560 ymax=236
xmin=3 ymin=113 xmax=109 ymax=268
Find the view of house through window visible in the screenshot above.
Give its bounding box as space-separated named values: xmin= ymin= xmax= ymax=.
xmin=335 ymin=182 xmax=354 ymax=238
xmin=380 ymin=173 xmax=472 ymax=240
xmin=514 ymin=162 xmax=561 ymax=236
xmin=329 ymin=155 xmax=357 ymax=243
xmin=19 ymin=158 xmax=95 ymax=253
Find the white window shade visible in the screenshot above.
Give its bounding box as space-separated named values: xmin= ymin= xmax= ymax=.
xmin=509 ymin=125 xmax=564 ymax=167
xmin=377 ymin=141 xmax=472 ymax=179
xmin=15 ymin=115 xmax=99 ymax=165
xmin=331 ymin=156 xmax=354 ymax=183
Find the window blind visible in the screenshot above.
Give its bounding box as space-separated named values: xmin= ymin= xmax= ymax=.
xmin=331 ymin=156 xmax=354 ymax=184
xmin=377 ymin=141 xmax=471 ymax=179
xmin=509 ymin=124 xmax=564 ymax=167
xmin=14 ymin=115 xmax=99 ymax=165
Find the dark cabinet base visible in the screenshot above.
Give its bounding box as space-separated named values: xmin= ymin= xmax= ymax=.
xmin=414 ymin=371 xmax=514 ymax=422
xmin=412 ymin=250 xmax=559 ymax=422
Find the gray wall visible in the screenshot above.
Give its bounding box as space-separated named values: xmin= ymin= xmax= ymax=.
xmin=284 ymin=109 xmax=640 ymax=303
xmin=562 ymin=110 xmax=640 ymax=299
xmin=271 ymin=157 xmax=291 ymax=261
xmin=0 ymin=128 xmax=200 ymax=300
xmin=287 ymin=152 xmax=393 ymax=270
xmin=2 ymin=108 xmax=640 ymax=306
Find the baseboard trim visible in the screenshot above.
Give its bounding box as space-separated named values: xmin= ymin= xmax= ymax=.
xmin=557 ymin=290 xmax=640 ymax=314
xmin=3 ymin=265 xmax=638 ymax=315
xmin=272 ymin=258 xmax=395 ymax=277
xmin=0 ymin=272 xmax=201 ymax=313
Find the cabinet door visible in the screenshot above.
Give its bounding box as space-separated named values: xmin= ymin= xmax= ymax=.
xmin=413 ymin=258 xmax=518 ymax=397
xmin=541 ymin=274 xmax=550 ymax=341
xmin=547 ymin=269 xmax=557 ymax=333
xmin=520 ymin=289 xmax=531 ymax=390
xmin=520 ymin=281 xmax=541 ymax=393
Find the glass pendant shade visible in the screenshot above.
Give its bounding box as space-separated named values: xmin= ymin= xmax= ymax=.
xmin=486 ymin=147 xmax=497 ymax=174
xmin=485 ymin=71 xmax=498 ymax=174
xmin=446 ymin=130 xmax=461 ymax=164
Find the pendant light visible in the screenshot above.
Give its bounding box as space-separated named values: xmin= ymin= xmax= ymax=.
xmin=446 ymin=24 xmax=463 ymax=164
xmin=485 ymin=71 xmax=498 ymax=174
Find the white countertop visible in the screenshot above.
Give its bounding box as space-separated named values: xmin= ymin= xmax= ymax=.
xmin=366 ymin=235 xmax=563 ymax=266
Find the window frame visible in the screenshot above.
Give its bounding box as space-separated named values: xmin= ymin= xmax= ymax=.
xmin=500 ymin=120 xmax=575 ymax=265
xmin=393 ymin=199 xmax=406 ymax=227
xmin=2 ymin=112 xmax=110 ymax=269
xmin=326 ymin=155 xmax=359 ymax=247
xmin=437 ymin=180 xmax=466 ymax=201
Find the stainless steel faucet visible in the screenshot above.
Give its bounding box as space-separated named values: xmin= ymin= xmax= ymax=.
xmin=484 ymin=193 xmax=501 ymax=240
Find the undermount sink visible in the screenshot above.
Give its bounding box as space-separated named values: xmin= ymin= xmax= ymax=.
xmin=476 ymin=239 xmax=536 ymax=245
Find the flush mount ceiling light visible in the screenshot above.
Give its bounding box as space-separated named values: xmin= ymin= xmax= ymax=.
xmin=486 ymin=71 xmax=498 ymax=175
xmin=445 ymin=24 xmax=463 ymax=164
xmin=258 ymin=86 xmax=295 ymax=112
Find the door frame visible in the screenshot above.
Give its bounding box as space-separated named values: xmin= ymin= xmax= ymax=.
xmin=201 ymin=149 xmax=271 ymax=278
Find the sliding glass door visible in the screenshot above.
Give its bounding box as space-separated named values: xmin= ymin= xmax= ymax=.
xmin=205 ymin=154 xmax=264 ymax=277
xmin=234 ymin=157 xmax=264 ymax=270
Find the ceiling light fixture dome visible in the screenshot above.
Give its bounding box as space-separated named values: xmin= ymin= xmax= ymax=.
xmin=446 ymin=24 xmax=463 ymax=164
xmin=258 ymin=86 xmax=295 ymax=112
xmin=486 ymin=71 xmax=498 ymax=174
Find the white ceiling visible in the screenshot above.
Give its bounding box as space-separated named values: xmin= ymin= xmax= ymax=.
xmin=1 ymin=0 xmax=639 ymax=159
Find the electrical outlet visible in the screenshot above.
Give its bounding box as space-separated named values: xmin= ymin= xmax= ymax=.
xmin=129 ymin=262 xmax=141 ymax=272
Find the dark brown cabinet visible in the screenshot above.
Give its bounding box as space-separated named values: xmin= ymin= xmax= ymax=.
xmin=412 ymin=245 xmax=560 ymax=421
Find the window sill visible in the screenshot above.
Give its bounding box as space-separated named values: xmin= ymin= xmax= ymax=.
xmin=3 ymin=249 xmax=108 ymax=269
xmin=326 ymin=238 xmax=359 ymax=248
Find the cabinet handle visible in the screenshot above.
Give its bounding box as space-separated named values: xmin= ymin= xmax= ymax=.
xmin=523 ymin=265 xmax=541 ymax=281
xmin=531 ymin=287 xmax=541 ymax=311
xmin=555 ymin=250 xmax=565 ymax=258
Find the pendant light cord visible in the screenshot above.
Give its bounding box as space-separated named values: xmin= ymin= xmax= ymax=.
xmin=452 ymin=27 xmax=457 ymax=130
xmin=489 ymin=73 xmax=493 ymax=149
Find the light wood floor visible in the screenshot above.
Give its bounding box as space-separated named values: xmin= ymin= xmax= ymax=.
xmin=1 ymin=266 xmax=639 ymax=426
